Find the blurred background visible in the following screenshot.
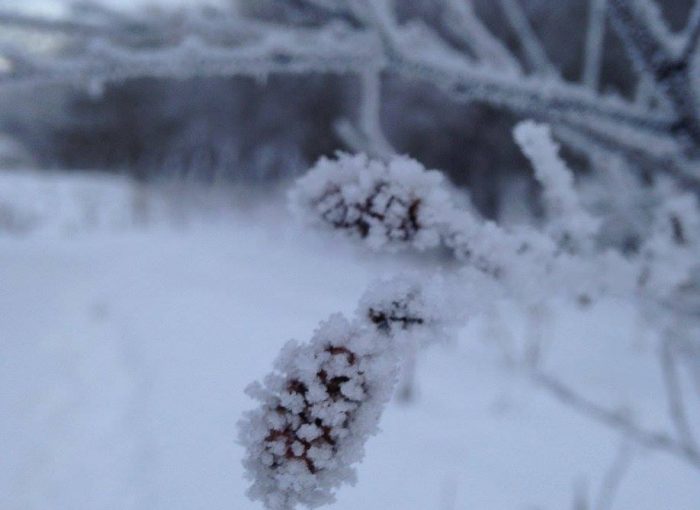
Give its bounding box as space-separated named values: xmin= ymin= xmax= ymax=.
xmin=0 ymin=0 xmax=691 ymax=217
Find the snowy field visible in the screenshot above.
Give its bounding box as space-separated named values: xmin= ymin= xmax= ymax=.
xmin=0 ymin=171 xmax=698 ymax=510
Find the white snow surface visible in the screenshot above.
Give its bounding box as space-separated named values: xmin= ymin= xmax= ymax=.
xmin=1 ymin=170 xmax=699 ymax=510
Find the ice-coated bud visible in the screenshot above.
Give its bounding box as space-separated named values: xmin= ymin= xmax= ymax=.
xmin=238 ymin=314 xmax=399 ymax=510
xmin=289 ymin=153 xmax=454 ymax=251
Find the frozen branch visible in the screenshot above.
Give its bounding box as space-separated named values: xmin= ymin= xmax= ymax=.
xmin=680 ymin=1 xmax=700 ymax=63
xmin=0 ymin=27 xmax=380 ymax=87
xmin=389 ymin=54 xmax=685 ymax=166
xmin=0 ymin=1 xmax=667 ymax=139
xmin=582 ymin=0 xmax=607 ymax=89
xmin=514 ymin=120 xmax=600 ymax=248
xmin=335 ymin=68 xmax=396 ymax=159
xmin=355 ymin=3 xmax=679 ymax=163
xmin=608 ymin=0 xmax=700 ymax=151
xmin=634 ymin=74 xmax=657 ymax=107
xmin=0 ymin=10 xmax=114 ymax=39
xmin=552 ymin=121 xmax=700 ymax=194
xmin=0 ymin=0 xmax=698 ymax=189
xmin=290 ymin=149 xmax=700 ymax=509
xmin=441 ymin=0 xmax=521 ymax=73
xmin=300 ymin=0 xmax=352 ymax=15
xmin=660 ymin=334 xmax=699 ymax=454
xmin=607 ymin=0 xmax=676 ymax=67
xmin=239 ymin=273 xmax=459 ymax=508
xmin=532 ymin=370 xmax=700 ymax=470
xmin=593 ymin=439 xmax=633 ymax=510
xmin=0 ymin=1 xmax=690 ymax=177
xmin=496 ymin=0 xmax=557 ymax=76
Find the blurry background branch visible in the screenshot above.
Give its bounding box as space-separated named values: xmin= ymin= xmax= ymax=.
xmin=334 ymin=68 xmax=396 ymax=159
xmin=582 ymin=0 xmax=607 ymax=89
xmin=531 ymin=367 xmax=700 ymax=470
xmin=0 ymin=0 xmax=698 ymax=210
xmin=496 ymin=0 xmax=558 ymax=76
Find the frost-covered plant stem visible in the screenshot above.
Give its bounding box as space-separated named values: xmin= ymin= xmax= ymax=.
xmin=334 ymin=69 xmax=396 ymax=160
xmin=240 ymin=275 xmax=461 ymax=509
xmin=496 ymin=0 xmax=556 ymax=76
xmin=243 ymin=123 xmax=700 ymax=506
xmin=395 ymin=335 xmax=418 ymax=402
xmin=582 ymin=0 xmax=607 ymax=90
xmin=239 ymin=312 xmax=400 ymax=509
xmin=286 ymin=122 xmax=700 ymax=486
xmin=659 ymin=332 xmax=700 ymax=456
xmin=531 ymin=365 xmax=700 ymax=471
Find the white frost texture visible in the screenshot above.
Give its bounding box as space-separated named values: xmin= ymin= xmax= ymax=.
xmin=513 ymin=120 xmax=600 ymax=248
xmin=238 ymin=274 xmax=459 ymax=510
xmin=357 ymin=274 xmax=466 ymax=343
xmin=289 ymin=153 xmax=455 ymax=251
xmin=238 ymin=313 xmax=399 ymax=510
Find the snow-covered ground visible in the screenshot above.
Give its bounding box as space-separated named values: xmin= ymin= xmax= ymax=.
xmin=0 ymin=171 xmax=698 ymax=510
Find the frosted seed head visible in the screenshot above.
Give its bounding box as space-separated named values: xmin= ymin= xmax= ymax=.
xmin=238 ymin=313 xmax=399 ymax=510
xmin=289 ymin=153 xmax=456 ymax=252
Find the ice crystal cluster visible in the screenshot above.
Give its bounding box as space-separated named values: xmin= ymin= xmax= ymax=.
xmin=238 ymin=278 xmax=450 ymax=510
xmin=358 ymin=275 xmax=465 ymax=342
xmin=289 ymin=153 xmax=455 ymax=251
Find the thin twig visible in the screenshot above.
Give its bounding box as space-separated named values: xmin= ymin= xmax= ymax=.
xmin=594 ymin=439 xmax=633 ymax=510
xmin=0 ymin=10 xmax=115 ymax=38
xmin=660 ymin=334 xmax=699 ymax=454
xmin=608 ymin=0 xmax=700 ymax=150
xmin=335 ymin=68 xmax=395 ymax=158
xmin=680 ymin=1 xmax=700 ymax=63
xmin=582 ymin=0 xmax=607 ymax=90
xmin=441 ymin=0 xmax=521 ymax=72
xmin=532 ymin=370 xmax=700 ymax=471
xmin=496 ymin=0 xmax=557 ymax=76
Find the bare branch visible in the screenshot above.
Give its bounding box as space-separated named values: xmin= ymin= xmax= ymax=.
xmin=388 ymin=54 xmax=683 ymax=163
xmin=0 ymin=6 xmax=293 ymax=48
xmin=441 ymin=0 xmax=521 ymax=73
xmin=0 ymin=4 xmax=675 ymax=140
xmin=0 ymin=10 xmax=113 ymax=38
xmin=608 ymin=0 xmax=700 ymax=152
xmin=680 ymin=1 xmax=700 ymax=64
xmin=0 ymin=26 xmax=379 ymax=84
xmin=594 ymin=439 xmax=633 ymax=510
xmin=358 ymin=1 xmax=676 ymax=148
xmin=553 ymin=122 xmax=700 ymax=195
xmin=608 ymin=0 xmax=676 ymax=62
xmin=0 ymin=0 xmax=697 ymax=188
xmin=301 ymin=0 xmax=351 ymax=14
xmin=582 ymin=0 xmax=607 ymax=89
xmin=532 ymin=370 xmax=700 ymax=470
xmin=634 ymin=74 xmax=656 ymax=107
xmin=335 ymin=68 xmax=396 ymax=158
xmin=355 ymin=0 xmax=699 ymax=186
xmin=496 ymin=0 xmax=557 ymax=76
xmin=660 ymin=334 xmax=699 ymax=453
